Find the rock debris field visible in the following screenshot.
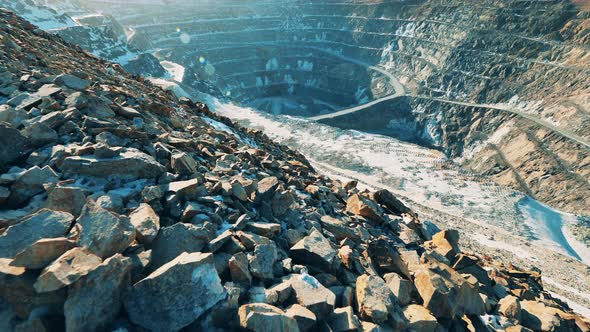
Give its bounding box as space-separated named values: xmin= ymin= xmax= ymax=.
xmin=0 ymin=8 xmax=588 ymax=332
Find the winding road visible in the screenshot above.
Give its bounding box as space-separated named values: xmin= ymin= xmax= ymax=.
xmin=305 ymin=48 xmax=590 ymax=149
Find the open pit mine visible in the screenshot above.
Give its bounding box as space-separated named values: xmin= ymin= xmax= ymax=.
xmin=0 ymin=0 xmax=590 ymax=331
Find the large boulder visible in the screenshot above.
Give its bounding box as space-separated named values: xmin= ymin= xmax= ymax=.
xmin=128 ymin=203 xmax=160 ymax=244
xmin=149 ymin=223 xmax=210 ymax=270
xmin=425 ymin=230 xmax=460 ymax=262
xmin=290 ymin=229 xmax=336 ymax=270
xmin=60 ymin=148 xmax=166 ymax=179
xmin=346 ymin=194 xmax=383 ymax=221
xmin=9 ymin=165 xmax=59 ymax=206
xmin=287 ymin=274 xmax=336 ymax=321
xmin=329 ymin=306 xmax=361 ymax=332
xmin=320 ymin=216 xmax=360 ymax=242
xmin=249 ymin=243 xmax=278 ymax=280
xmin=64 ymin=254 xmax=132 ymax=332
xmin=45 ymin=186 xmax=86 ymax=217
xmin=54 ymin=74 xmax=90 ymax=91
xmin=372 ymin=189 xmax=413 ymax=216
xmin=77 ymin=201 xmax=135 ymax=259
xmin=238 ymin=303 xmax=300 ymax=332
xmin=402 ymin=304 xmax=439 ymax=332
xmin=11 ymin=238 xmax=75 ymax=269
xmin=255 ymin=176 xmax=279 ymax=202
xmin=413 ymin=260 xmax=485 ymax=318
xmin=0 ymin=122 xmax=27 ymax=168
xmin=33 ymin=248 xmax=102 ymax=293
xmin=285 ymin=304 xmax=316 ymax=332
xmin=0 ymin=265 xmax=67 ymax=320
xmin=356 ymin=275 xmax=395 ymax=324
xmin=498 ymin=295 xmax=522 ymax=322
xmin=520 ymin=300 xmax=575 ymax=331
xmin=384 ymin=273 xmax=413 ymax=306
xmin=171 ymin=151 xmax=198 ymax=176
xmin=21 ymin=122 xmax=57 ymax=147
xmin=124 ymin=252 xmax=226 ymax=331
xmin=0 ymin=209 xmax=74 ymax=258
xmin=229 ymin=252 xmax=252 ymax=286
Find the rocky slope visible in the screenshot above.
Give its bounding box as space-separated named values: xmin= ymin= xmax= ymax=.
xmin=1 ymin=8 xmax=589 ymax=332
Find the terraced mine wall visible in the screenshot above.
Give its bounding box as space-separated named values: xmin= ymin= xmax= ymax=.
xmin=82 ymin=0 xmax=590 ymax=215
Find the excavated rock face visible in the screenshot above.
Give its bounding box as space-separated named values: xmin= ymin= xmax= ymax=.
xmin=76 ymin=0 xmax=590 ymax=216
xmin=0 ymin=9 xmax=588 ymax=332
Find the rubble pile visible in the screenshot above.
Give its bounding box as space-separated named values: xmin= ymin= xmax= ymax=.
xmin=0 ymin=9 xmax=588 ymax=332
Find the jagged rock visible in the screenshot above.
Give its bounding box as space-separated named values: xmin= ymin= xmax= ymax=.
xmin=77 ymin=201 xmax=135 ymax=258
xmin=0 ymin=209 xmax=73 ymax=258
xmin=520 ymin=300 xmax=574 ymax=331
xmin=0 ymin=122 xmax=28 ymax=168
xmin=237 ymin=231 xmax=273 ymax=250
xmin=229 ymin=252 xmax=252 ymax=285
xmin=285 ymin=304 xmax=317 ymax=332
xmin=399 ymin=224 xmax=422 ymax=245
xmin=117 ymin=106 xmax=142 ymax=119
xmin=64 ymin=254 xmax=131 ymax=332
xmin=0 ymin=105 xmax=28 ymax=127
xmin=425 ymin=230 xmax=460 ymax=262
xmin=149 ymin=223 xmax=210 ymax=270
xmin=372 ymin=189 xmax=413 ymax=216
xmin=248 ymin=286 xmax=279 ymax=304
xmin=338 ymin=246 xmax=354 ymax=269
xmin=359 ymin=321 xmax=382 ymax=332
xmin=60 ymin=148 xmax=166 ymax=179
xmin=0 ymin=262 xmax=66 ymax=321
xmin=209 ymin=230 xmax=234 ymax=252
xmin=329 ymin=306 xmax=361 ymax=332
xmin=33 ymin=248 xmax=102 ymax=293
xmin=413 ymin=260 xmax=485 ymax=318
xmin=93 ymin=144 xmax=121 ymax=159
xmin=383 ymin=273 xmax=412 ymax=306
xmin=246 ymin=222 xmax=282 ymax=238
xmin=21 ymin=122 xmax=57 ymax=147
xmin=290 ymin=229 xmax=336 ymax=270
xmin=95 ymin=194 xmax=124 ymax=213
xmin=45 ymin=186 xmax=86 ymax=217
xmin=355 ymin=274 xmax=395 ymax=324
xmin=65 ymin=91 xmax=87 ymax=108
xmin=249 ymin=243 xmax=278 ymax=280
xmin=272 ymin=190 xmax=295 ymax=216
xmin=87 ymin=97 xmax=116 ymax=119
xmin=320 ymin=216 xmax=360 ymax=242
xmin=171 ymin=151 xmax=198 ymax=175
xmin=0 ymin=258 xmax=25 ymax=276
xmin=129 ymin=203 xmax=160 ymax=244
xmin=231 ymin=180 xmax=248 ymax=201
xmin=287 ymin=274 xmax=336 ymax=320
xmin=124 ymin=252 xmax=226 ymax=331
xmin=11 ymin=238 xmax=75 ymax=269
xmin=498 ymin=295 xmax=522 ymax=322
xmin=10 ymin=85 xmax=61 ymax=111
xmin=402 ymin=304 xmax=439 ymax=332
xmin=54 ymin=74 xmax=90 ymax=90
xmin=9 ymin=165 xmax=59 ymax=205
xmin=238 ymin=303 xmax=300 ymax=332
xmin=256 ymin=176 xmax=279 ymax=202
xmin=346 ymin=194 xmax=382 ymax=221
xmin=165 ymin=178 xmax=203 ymax=198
